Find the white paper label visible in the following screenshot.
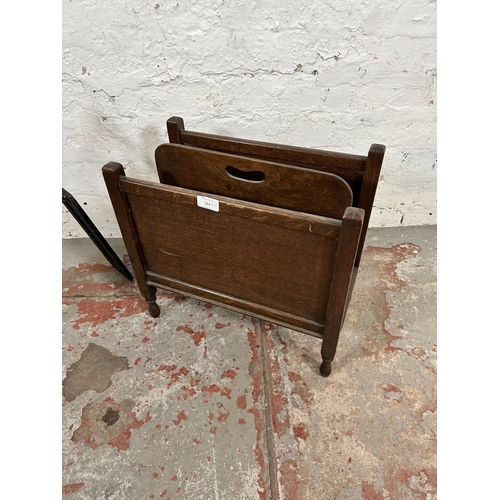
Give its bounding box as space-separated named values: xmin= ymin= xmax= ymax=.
xmin=197 ymin=196 xmax=219 ymax=212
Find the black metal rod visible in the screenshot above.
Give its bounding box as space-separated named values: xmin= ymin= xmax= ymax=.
xmin=62 ymin=188 xmax=134 ymax=281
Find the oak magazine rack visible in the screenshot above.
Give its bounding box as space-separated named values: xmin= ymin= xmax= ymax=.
xmin=103 ymin=117 xmax=385 ymax=376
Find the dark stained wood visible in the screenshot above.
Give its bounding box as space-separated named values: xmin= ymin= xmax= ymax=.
xmin=102 ymin=163 xmax=159 ymax=310
xmin=102 ymin=163 xmax=364 ymax=376
xmin=355 ymin=143 xmax=385 ymax=266
xmin=165 ymin=116 xmax=385 ymax=264
xmin=145 ymin=271 xmax=324 ymax=336
xmin=166 ymin=116 xmax=184 ymax=144
xmin=166 ymin=118 xmax=365 ymax=193
xmin=62 ymin=188 xmax=133 ymax=281
xmin=155 ymin=143 xmax=353 ymax=219
xmin=124 ymin=179 xmax=340 ymax=326
xmin=102 ymin=118 xmax=384 ymax=376
xmin=320 ymin=207 xmax=364 ymax=377
xmin=166 ymin=116 xmax=366 ymax=171
xmin=120 ymin=178 xmax=341 ymax=237
xmin=148 ymin=301 xmax=160 ymax=318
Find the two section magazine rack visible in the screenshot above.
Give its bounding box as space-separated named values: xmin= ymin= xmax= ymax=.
xmin=103 ymin=117 xmax=385 ymax=376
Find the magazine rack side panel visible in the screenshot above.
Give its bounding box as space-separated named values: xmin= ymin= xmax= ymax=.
xmin=121 ymin=178 xmax=341 ymax=334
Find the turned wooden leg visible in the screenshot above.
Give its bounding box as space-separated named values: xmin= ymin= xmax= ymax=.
xmin=143 ymin=286 xmax=160 ymax=318
xmin=319 ymin=357 xmax=333 ymax=377
xmin=148 ymin=300 xmax=160 ymax=318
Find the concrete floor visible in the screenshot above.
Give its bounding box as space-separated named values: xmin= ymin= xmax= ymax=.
xmin=62 ymin=225 xmax=437 ymax=500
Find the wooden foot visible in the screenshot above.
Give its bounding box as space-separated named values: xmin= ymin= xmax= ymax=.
xmin=148 ymin=301 xmax=160 ymax=318
xmin=319 ymin=358 xmax=332 ymax=377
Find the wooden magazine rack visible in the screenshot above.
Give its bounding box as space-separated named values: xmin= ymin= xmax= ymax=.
xmin=103 ymin=117 xmax=385 ymax=376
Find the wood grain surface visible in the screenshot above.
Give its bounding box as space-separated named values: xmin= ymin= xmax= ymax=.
xmin=155 ymin=143 xmax=353 ymax=219
xmin=122 ymin=177 xmax=341 ymax=329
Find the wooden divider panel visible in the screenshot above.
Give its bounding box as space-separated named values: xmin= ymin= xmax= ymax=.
xmin=155 ymin=143 xmax=353 ymax=220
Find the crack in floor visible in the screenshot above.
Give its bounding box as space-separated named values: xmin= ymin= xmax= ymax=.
xmin=259 ymin=319 xmax=280 ymax=500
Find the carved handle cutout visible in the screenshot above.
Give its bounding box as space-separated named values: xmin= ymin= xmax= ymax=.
xmin=225 ymin=165 xmax=265 ymax=183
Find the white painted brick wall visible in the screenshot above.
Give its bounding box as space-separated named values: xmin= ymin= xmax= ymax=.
xmin=62 ymin=0 xmax=436 ymax=238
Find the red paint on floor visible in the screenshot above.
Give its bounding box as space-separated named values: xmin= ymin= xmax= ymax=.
xmin=176 ymin=325 xmax=206 ymax=347
xmin=383 ymin=383 xmax=402 ymax=394
xmin=361 ymin=481 xmax=383 ymax=500
xmin=246 ymin=327 xmax=268 ymax=500
xmin=62 ymin=263 xmax=133 ymax=296
xmin=158 ymin=364 xmax=177 ymax=372
xmin=177 ymin=385 xmax=197 ymax=400
xmin=199 ymin=383 xmax=232 ymax=399
xmin=381 ymin=464 xmax=437 ymax=499
xmin=173 ymin=410 xmax=187 ymax=426
xmin=287 ymin=370 xmax=313 ymax=408
xmin=279 ymin=460 xmax=301 ymax=500
xmin=221 ymin=368 xmax=237 ymax=379
xmin=143 ymin=319 xmax=157 ymax=331
xmin=217 ymin=409 xmax=230 ymax=422
xmin=264 ymin=331 xmax=291 ymax=439
xmin=292 ymin=423 xmax=309 ymax=440
xmin=167 ymin=367 xmax=190 ymax=388
xmin=62 ymin=482 xmax=85 ymax=494
xmin=67 ymin=297 xmax=148 ymax=330
xmin=72 ymin=397 xmax=144 ymax=451
xmin=202 ymin=384 xmax=221 ymax=395
xmin=361 ymin=244 xmax=422 ymax=358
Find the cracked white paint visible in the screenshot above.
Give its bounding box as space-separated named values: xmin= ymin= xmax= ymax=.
xmin=62 ymin=0 xmax=436 ymax=237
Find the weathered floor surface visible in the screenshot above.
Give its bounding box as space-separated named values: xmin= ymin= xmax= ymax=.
xmin=62 ymin=225 xmax=437 ymax=500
